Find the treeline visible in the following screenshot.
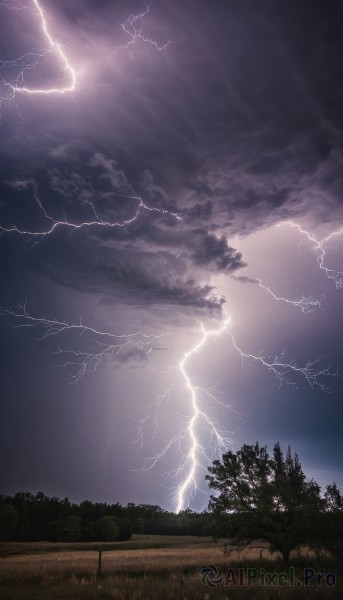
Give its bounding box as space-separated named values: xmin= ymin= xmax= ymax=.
xmin=0 ymin=492 xmax=209 ymax=542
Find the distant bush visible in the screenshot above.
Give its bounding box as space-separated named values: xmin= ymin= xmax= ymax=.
xmin=47 ymin=515 xmax=81 ymax=542
xmin=115 ymin=516 xmax=132 ymax=541
xmin=92 ymin=516 xmax=119 ymax=541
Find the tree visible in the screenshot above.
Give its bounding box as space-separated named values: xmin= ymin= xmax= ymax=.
xmin=115 ymin=516 xmax=132 ymax=541
xmin=325 ymin=482 xmax=343 ymax=512
xmin=92 ymin=516 xmax=119 ymax=541
xmin=206 ymin=442 xmax=325 ymax=562
xmin=47 ymin=515 xmax=81 ymax=542
xmin=319 ymin=483 xmax=343 ymax=558
xmin=0 ymin=504 xmax=19 ymax=541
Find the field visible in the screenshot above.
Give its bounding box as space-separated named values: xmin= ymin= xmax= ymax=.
xmin=0 ymin=535 xmax=341 ymax=599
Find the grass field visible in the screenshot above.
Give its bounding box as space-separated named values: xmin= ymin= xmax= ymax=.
xmin=0 ymin=535 xmax=341 ymax=599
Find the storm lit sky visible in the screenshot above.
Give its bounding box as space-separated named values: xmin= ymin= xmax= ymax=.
xmin=0 ymin=0 xmax=342 ymax=512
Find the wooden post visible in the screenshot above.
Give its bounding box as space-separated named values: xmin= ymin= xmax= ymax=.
xmin=97 ymin=546 xmax=103 ymax=579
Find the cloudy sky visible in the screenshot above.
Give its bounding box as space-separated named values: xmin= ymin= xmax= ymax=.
xmin=0 ymin=0 xmax=342 ymax=511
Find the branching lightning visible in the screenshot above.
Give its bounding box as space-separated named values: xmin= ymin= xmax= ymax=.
xmin=129 ymin=370 xmax=234 ymax=512
xmin=164 ymin=221 xmax=343 ymax=509
xmin=172 ymin=318 xmax=232 ymax=512
xmin=137 ymin=305 xmax=339 ymax=511
xmin=227 ymin=331 xmax=337 ymax=393
xmin=118 ymin=0 xmax=178 ymax=53
xmin=280 ymin=221 xmax=343 ymax=289
xmin=0 ymin=0 xmax=178 ymax=103
xmin=0 ymin=187 xmax=181 ymax=243
xmin=0 ymin=301 xmax=171 ymax=381
xmin=251 ymin=278 xmax=323 ymax=313
xmin=1 ymin=0 xmax=77 ymax=99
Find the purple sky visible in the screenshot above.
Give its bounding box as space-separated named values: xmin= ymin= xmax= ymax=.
xmin=0 ymin=0 xmax=342 ymax=511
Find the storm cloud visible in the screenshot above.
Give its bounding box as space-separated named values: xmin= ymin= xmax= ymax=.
xmin=0 ymin=0 xmax=342 ymax=509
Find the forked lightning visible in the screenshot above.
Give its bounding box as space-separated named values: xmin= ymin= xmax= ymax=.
xmin=0 ymin=0 xmax=176 ymax=102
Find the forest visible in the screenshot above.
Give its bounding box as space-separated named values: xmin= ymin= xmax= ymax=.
xmin=0 ymin=492 xmax=209 ymax=542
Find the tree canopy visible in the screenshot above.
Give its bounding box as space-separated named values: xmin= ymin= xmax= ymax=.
xmin=206 ymin=442 xmax=343 ymax=562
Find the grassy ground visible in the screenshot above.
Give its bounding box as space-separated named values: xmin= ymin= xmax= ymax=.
xmin=0 ymin=535 xmax=208 ymax=557
xmin=0 ymin=535 xmax=341 ymax=599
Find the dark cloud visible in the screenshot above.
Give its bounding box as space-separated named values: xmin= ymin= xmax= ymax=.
xmin=37 ymin=241 xmax=225 ymax=314
xmin=1 ymin=148 xmax=244 ymax=317
xmin=231 ymin=275 xmax=258 ymax=285
xmin=191 ymin=231 xmax=246 ymax=272
xmin=2 ymin=0 xmax=343 ymax=235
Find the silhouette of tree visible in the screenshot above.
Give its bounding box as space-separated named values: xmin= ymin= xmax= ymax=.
xmin=206 ymin=442 xmax=325 ymax=562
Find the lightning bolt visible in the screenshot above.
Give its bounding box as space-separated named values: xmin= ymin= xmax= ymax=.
xmin=175 ymin=317 xmax=232 ymax=512
xmin=0 ymin=298 xmax=339 ymax=510
xmin=141 ymin=308 xmax=338 ymax=512
xmin=0 ymin=177 xmax=181 ymax=244
xmin=232 ymin=220 xmax=343 ymax=312
xmin=119 ymin=0 xmax=178 ymax=53
xmin=0 ymin=195 xmax=181 ymax=241
xmin=168 ymin=222 xmax=343 ymax=509
xmin=0 ymin=301 xmax=171 ymax=381
xmin=236 ymin=277 xmax=323 ymax=313
xmin=280 ymin=221 xmax=343 ymax=289
xmin=1 ymin=0 xmax=76 ymax=98
xmin=256 ymin=280 xmax=323 ymax=312
xmin=0 ymin=0 xmax=178 ymax=103
xmin=163 ymin=221 xmax=343 ymax=509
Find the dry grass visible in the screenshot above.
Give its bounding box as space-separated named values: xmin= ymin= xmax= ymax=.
xmin=0 ymin=536 xmax=340 ymax=600
xmin=0 ymin=534 xmax=208 ymax=557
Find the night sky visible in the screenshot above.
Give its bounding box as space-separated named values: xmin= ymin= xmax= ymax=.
xmin=0 ymin=0 xmax=342 ymax=512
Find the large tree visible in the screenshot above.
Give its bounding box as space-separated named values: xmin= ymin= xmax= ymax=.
xmin=206 ymin=442 xmax=325 ymax=562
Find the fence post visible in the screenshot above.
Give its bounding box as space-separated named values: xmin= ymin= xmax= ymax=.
xmin=97 ymin=546 xmax=103 ymax=579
